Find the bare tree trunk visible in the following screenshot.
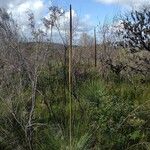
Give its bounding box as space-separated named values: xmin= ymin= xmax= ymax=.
xmin=69 ymin=4 xmax=73 ymax=150
xmin=94 ymin=28 xmax=97 ymax=67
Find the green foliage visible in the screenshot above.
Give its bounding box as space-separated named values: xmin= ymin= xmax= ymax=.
xmin=1 ymin=66 xmax=150 ymax=150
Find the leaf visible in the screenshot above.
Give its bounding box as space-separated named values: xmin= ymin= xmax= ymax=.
xmin=76 ymin=133 xmax=92 ymax=150
xmin=129 ymin=130 xmax=140 ymax=140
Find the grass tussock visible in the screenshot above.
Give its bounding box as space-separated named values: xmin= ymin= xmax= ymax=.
xmin=1 ymin=65 xmax=150 ymax=150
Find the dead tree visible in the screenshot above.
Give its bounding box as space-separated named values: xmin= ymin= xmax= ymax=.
xmin=121 ymin=6 xmax=150 ymax=53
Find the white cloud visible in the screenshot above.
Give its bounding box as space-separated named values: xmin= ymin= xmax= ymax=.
xmin=61 ymin=11 xmax=93 ymax=33
xmin=64 ymin=9 xmax=77 ymax=19
xmin=0 ymin=0 xmax=26 ymax=8
xmin=84 ymin=14 xmax=90 ymax=20
xmin=8 ymin=0 xmax=45 ymax=16
xmin=1 ymin=0 xmax=93 ymax=42
xmin=45 ymin=9 xmax=92 ymax=32
xmin=33 ymin=1 xmax=43 ymax=10
xmin=96 ymin=0 xmax=150 ymax=9
xmin=43 ymin=9 xmax=93 ymax=43
xmin=6 ymin=0 xmax=46 ymax=35
xmin=4 ymin=0 xmax=49 ymax=25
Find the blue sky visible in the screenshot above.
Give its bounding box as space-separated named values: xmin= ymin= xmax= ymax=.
xmin=1 ymin=0 xmax=149 ymax=40
xmin=50 ymin=0 xmax=122 ymax=25
xmin=2 ymin=0 xmax=149 ymax=27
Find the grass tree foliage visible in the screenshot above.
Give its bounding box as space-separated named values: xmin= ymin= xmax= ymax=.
xmin=0 ymin=5 xmax=150 ymax=150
